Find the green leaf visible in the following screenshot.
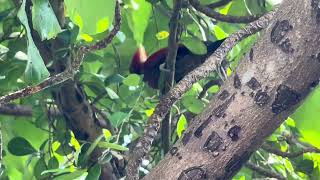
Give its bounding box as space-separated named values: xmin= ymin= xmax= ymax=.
xmin=65 ymin=0 xmax=116 ymax=35
xmin=118 ymin=84 xmax=141 ymax=106
xmin=208 ymin=85 xmax=220 ymax=93
xmin=0 ymin=8 xmax=13 ymax=22
xmin=244 ymin=0 xmax=268 ymax=14
xmin=8 ymin=137 xmax=37 ymax=156
xmin=99 ymin=152 xmax=113 ymax=164
xmin=200 ymin=0 xmax=225 ymax=5
xmin=75 ymin=143 xmax=90 ymax=167
xmin=176 ymin=114 xmax=188 ymax=138
xmin=48 ymin=156 xmax=59 ymax=169
xmin=102 ymin=129 xmax=112 ymax=140
xmin=181 ymin=37 xmax=207 ymax=55
xmin=0 ymin=44 xmax=9 ymax=55
xmin=182 ymin=95 xmax=205 ymax=114
xmin=41 ymin=168 xmax=70 ymax=175
xmin=32 ymin=0 xmax=62 ymax=40
xmin=53 ymin=170 xmax=86 ymax=180
xmin=55 ymin=143 xmax=74 ymax=156
xmin=125 ymin=0 xmax=152 ymax=43
xmin=105 ymin=74 xmax=124 ymax=85
xmin=84 ymin=135 xmax=104 ymax=163
xmin=98 ymin=142 xmax=129 ymax=151
xmin=17 ymin=0 xmax=50 ymax=84
xmin=85 ymin=164 xmax=101 ymax=180
xmin=123 ymin=74 xmax=141 ymax=86
xmin=34 ymin=157 xmax=49 ymax=179
xmin=109 ymin=112 xmax=128 ymax=128
xmin=295 ymin=159 xmax=314 ymax=175
xmin=106 ymin=87 xmax=119 ymax=99
xmin=292 ymin=87 xmax=320 ymax=148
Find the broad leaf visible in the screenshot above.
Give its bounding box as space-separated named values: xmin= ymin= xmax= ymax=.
xmin=182 ymin=95 xmax=205 ymax=114
xmin=292 ymin=87 xmax=320 ymax=148
xmin=53 ymin=170 xmax=86 ymax=180
xmin=85 ymin=164 xmax=101 ymax=180
xmin=123 ymin=74 xmax=141 ymax=86
xmin=109 ymin=112 xmax=128 ymax=128
xmin=106 ymin=87 xmax=119 ymax=99
xmin=34 ymin=157 xmax=50 ymax=179
xmin=181 ymin=37 xmax=207 ymax=55
xmin=65 ymin=0 xmax=116 ymax=35
xmin=32 ymin=0 xmax=62 ymax=40
xmin=176 ymin=114 xmax=188 ymax=138
xmin=125 ymin=0 xmax=152 ymax=44
xmin=48 ymin=156 xmax=59 ymax=169
xmin=98 ymin=142 xmax=129 ymax=151
xmin=8 ymin=137 xmax=37 ymax=156
xmin=17 ymin=0 xmax=50 ymax=84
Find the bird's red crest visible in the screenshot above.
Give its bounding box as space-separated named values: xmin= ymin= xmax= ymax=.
xmin=130 ymin=44 xmax=148 ymax=74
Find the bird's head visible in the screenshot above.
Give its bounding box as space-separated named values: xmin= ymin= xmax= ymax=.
xmin=130 ymin=44 xmax=148 ymax=74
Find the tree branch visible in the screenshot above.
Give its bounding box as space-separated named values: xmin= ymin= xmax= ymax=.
xmin=0 ymin=0 xmax=121 ymax=105
xmin=207 ymin=0 xmax=232 ymax=9
xmin=161 ymin=0 xmax=183 ymax=155
xmin=0 ymin=104 xmax=60 ymax=117
xmin=189 ymin=0 xmax=260 ymax=23
xmin=144 ymin=0 xmax=320 ymax=178
xmin=262 ymin=144 xmax=320 ymax=158
xmin=245 ymin=162 xmax=286 ymax=180
xmin=126 ymin=11 xmax=275 ymax=179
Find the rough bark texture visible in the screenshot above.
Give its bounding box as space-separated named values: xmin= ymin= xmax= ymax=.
xmin=48 ymin=2 xmax=117 ymax=180
xmin=144 ymin=0 xmax=320 ymax=179
xmin=27 ymin=1 xmax=117 ymax=179
xmin=126 ymin=11 xmax=274 ymax=179
xmin=0 ymin=104 xmax=60 ymax=117
xmin=161 ymin=0 xmax=183 ymax=155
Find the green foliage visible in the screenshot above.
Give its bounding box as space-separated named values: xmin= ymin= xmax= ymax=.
xmin=53 ymin=170 xmax=86 ymax=180
xmin=85 ymin=164 xmax=101 ymax=180
xmin=123 ymin=74 xmax=141 ymax=86
xmin=34 ymin=157 xmax=49 ymax=179
xmin=181 ymin=37 xmax=207 ymax=55
xmin=32 ymin=0 xmax=62 ymax=40
xmin=64 ymin=0 xmax=116 ymax=35
xmin=98 ymin=142 xmax=129 ymax=151
xmin=109 ymin=111 xmax=128 ymax=128
xmin=0 ymin=0 xmax=318 ymax=179
xmin=124 ymin=0 xmax=152 ymax=44
xmin=176 ymin=114 xmax=187 ymax=138
xmin=17 ymin=0 xmax=50 ymax=84
xmin=8 ymin=137 xmax=37 ymax=156
xmin=291 ymin=87 xmax=320 ymax=148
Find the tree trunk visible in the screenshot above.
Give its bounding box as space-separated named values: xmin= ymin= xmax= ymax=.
xmin=23 ymin=0 xmax=117 ymax=179
xmin=144 ymin=0 xmax=320 ymax=179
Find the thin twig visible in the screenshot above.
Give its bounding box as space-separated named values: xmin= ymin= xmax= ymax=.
xmin=198 ymin=79 xmax=223 ymax=99
xmin=262 ymin=144 xmax=320 ymax=158
xmin=246 ymin=162 xmax=286 ymax=180
xmin=207 ymin=0 xmax=232 ymax=9
xmin=126 ymin=10 xmax=276 ymax=179
xmin=0 ymin=103 xmax=60 ymax=117
xmin=161 ymin=0 xmax=183 ymax=155
xmin=92 ymin=105 xmax=114 ymax=133
xmin=0 ymin=0 xmax=122 ymax=105
xmin=189 ymin=0 xmax=260 ymax=23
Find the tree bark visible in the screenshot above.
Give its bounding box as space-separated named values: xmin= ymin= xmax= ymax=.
xmin=21 ymin=1 xmax=117 ymax=179
xmin=0 ymin=104 xmax=60 ymax=117
xmin=144 ymin=0 xmax=320 ymax=179
xmin=47 ymin=1 xmax=117 ymax=179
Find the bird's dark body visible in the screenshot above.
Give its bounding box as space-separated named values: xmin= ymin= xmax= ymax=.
xmin=130 ymin=39 xmax=225 ymax=89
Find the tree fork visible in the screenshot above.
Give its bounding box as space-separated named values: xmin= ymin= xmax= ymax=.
xmin=144 ymin=0 xmax=320 ymax=179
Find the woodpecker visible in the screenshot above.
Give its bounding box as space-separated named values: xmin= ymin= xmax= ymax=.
xmin=129 ymin=39 xmax=225 ymax=89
